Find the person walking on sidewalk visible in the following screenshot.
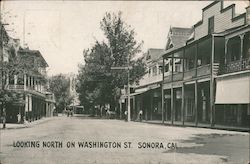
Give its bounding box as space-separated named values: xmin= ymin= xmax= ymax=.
xmin=17 ymin=113 xmax=21 ymax=124
xmin=139 ymin=110 xmax=143 ymax=122
xmin=124 ymin=110 xmax=128 ymax=122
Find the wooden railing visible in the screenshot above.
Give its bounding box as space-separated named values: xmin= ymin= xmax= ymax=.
xmin=219 ymin=58 xmax=250 ymax=74
xmin=7 ymin=84 xmax=46 ymax=97
xmin=8 ymin=85 xmax=24 ymax=90
xmin=184 ymin=68 xmax=196 ymax=80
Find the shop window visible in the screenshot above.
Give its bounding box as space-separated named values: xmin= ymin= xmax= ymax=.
xmin=186 ymin=98 xmax=194 ymax=116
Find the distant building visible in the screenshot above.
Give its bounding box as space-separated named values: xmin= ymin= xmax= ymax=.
xmin=67 ymin=73 xmax=83 ymax=114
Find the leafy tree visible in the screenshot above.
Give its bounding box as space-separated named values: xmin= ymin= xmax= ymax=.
xmin=48 ymin=74 xmax=73 ymax=113
xmin=77 ymin=11 xmax=146 ymax=112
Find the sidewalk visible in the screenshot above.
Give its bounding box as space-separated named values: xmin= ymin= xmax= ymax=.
xmin=0 ymin=116 xmax=57 ymax=130
xmin=143 ymin=120 xmax=249 ymax=132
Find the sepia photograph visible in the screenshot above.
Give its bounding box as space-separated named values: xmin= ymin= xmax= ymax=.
xmin=0 ymin=0 xmax=250 ymax=163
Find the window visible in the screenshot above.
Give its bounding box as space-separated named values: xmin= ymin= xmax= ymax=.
xmin=208 ymin=16 xmax=214 ymax=34
xmin=165 ymin=63 xmax=169 ymax=72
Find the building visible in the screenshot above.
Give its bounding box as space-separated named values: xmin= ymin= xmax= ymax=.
xmin=0 ymin=22 xmax=55 ymax=123
xmin=67 ymin=73 xmax=83 ymax=114
xmin=129 ymin=1 xmax=249 ymax=130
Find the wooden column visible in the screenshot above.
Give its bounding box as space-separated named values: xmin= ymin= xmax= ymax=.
xmin=224 ymin=39 xmax=228 ymax=64
xmin=171 ymin=87 xmax=174 ymax=125
xmin=194 ymin=81 xmax=198 ymax=126
xmin=210 ymin=35 xmax=215 ymax=127
xmin=150 ymin=92 xmax=153 ymax=120
xmin=181 ymin=84 xmax=185 ymax=125
xmin=27 ymin=75 xmax=30 ymax=88
xmin=171 ymin=54 xmax=174 ymax=124
xmin=24 ymin=74 xmax=27 ymax=90
xmin=195 ymin=43 xmax=198 ymax=77
xmin=239 ymin=34 xmax=245 ymax=71
xmin=119 ymin=101 xmax=122 ymax=119
xmin=14 ymin=75 xmax=17 ymax=87
xmin=132 ymin=96 xmax=136 ymax=120
xmin=161 ymin=57 xmax=165 ymax=123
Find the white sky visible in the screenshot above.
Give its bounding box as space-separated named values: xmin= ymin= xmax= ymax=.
xmin=1 ymin=1 xmax=249 ymax=75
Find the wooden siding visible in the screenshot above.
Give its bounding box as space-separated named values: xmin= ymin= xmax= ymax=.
xmin=195 ymin=2 xmax=246 ymax=40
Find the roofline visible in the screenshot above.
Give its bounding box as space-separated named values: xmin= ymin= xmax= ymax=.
xmin=18 ymin=49 xmax=49 ymax=67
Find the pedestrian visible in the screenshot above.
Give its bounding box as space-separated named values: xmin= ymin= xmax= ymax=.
xmin=67 ymin=110 xmax=69 ymax=117
xmin=106 ymin=109 xmax=110 ymax=119
xmin=17 ymin=113 xmax=21 ymax=124
xmin=139 ymin=110 xmax=143 ymax=122
xmin=124 ymin=110 xmax=128 ymax=122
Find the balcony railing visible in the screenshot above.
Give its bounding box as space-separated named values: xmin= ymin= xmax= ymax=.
xmin=139 ymin=74 xmax=163 ymax=86
xmin=172 ymin=72 xmax=183 ymax=81
xmin=184 ymin=68 xmax=196 ymax=80
xmin=7 ymin=84 xmax=46 ymax=97
xmin=197 ymin=64 xmax=211 ymax=77
xmin=219 ymin=58 xmax=250 ymax=74
xmin=8 ymin=85 xmax=24 ymax=91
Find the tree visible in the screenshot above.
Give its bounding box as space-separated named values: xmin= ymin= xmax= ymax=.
xmin=48 ymin=74 xmax=73 ymax=113
xmin=77 ymin=11 xmax=146 ymax=113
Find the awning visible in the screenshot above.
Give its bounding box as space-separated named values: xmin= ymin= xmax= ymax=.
xmin=215 ymin=74 xmax=250 ymax=104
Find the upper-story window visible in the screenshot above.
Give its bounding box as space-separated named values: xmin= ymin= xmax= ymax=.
xmin=208 ymin=16 xmax=214 ymax=34
xmin=152 ymin=66 xmax=157 ymax=76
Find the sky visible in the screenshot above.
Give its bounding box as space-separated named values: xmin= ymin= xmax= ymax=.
xmin=1 ymin=1 xmax=249 ymax=75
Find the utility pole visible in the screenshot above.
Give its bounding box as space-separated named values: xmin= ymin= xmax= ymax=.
xmin=127 ymin=55 xmax=131 ymax=122
xmin=111 ymin=65 xmax=132 ymax=122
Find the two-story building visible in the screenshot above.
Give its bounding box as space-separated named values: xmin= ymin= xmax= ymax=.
xmin=127 ymin=1 xmax=249 ymax=130
xmin=161 ymin=1 xmax=250 ymax=129
xmin=1 ymin=23 xmax=55 ymax=123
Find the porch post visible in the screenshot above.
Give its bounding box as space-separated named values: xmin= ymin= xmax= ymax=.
xmin=14 ymin=75 xmax=17 ymax=88
xmin=27 ymin=75 xmax=30 ymax=88
xmin=195 ymin=43 xmax=198 ymax=76
xmin=181 ymin=84 xmax=185 ymax=125
xmin=161 ymin=57 xmax=165 ymax=123
xmin=119 ymin=101 xmax=122 ymax=119
xmin=239 ymin=34 xmax=245 ymax=60
xmin=31 ymin=76 xmax=34 ymax=89
xmin=224 ymin=39 xmax=228 ymax=64
xmin=171 ymin=54 xmax=174 ymax=125
xmin=24 ymin=74 xmax=26 ymax=90
xmin=240 ymin=34 xmax=245 ymax=70
xmin=150 ymin=91 xmax=153 ymax=120
xmin=132 ymin=96 xmax=135 ymax=120
xmin=171 ymin=86 xmax=174 ymax=125
xmin=210 ymin=35 xmax=215 ymax=127
xmin=194 ymin=80 xmax=198 ymax=126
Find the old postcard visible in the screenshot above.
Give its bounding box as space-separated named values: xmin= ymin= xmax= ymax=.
xmin=0 ymin=1 xmax=249 ymax=164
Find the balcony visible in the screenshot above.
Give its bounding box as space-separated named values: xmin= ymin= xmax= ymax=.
xmin=219 ymin=58 xmax=250 ymax=75
xmin=184 ymin=68 xmax=196 ymax=80
xmin=139 ymin=74 xmax=163 ymax=87
xmin=7 ymin=84 xmax=46 ymax=97
xmin=172 ymin=72 xmax=183 ymax=81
